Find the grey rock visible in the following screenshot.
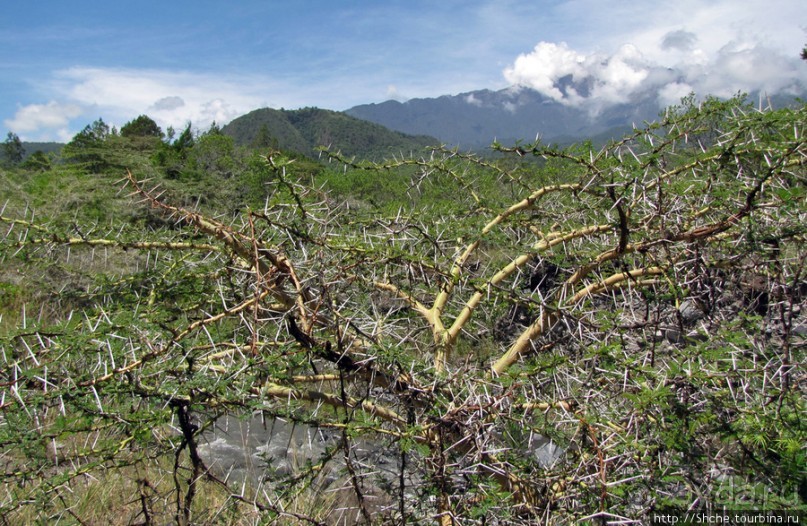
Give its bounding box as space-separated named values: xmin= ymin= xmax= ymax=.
xmin=686 ymin=330 xmax=708 ymax=342
xmin=527 ymin=435 xmax=565 ymax=468
xmin=198 ymin=414 xmax=335 ymax=485
xmin=664 ymin=328 xmax=683 ymax=344
xmin=679 ymin=300 xmax=704 ymax=323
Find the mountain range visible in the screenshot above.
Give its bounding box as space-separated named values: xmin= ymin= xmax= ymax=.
xmin=221 ymin=86 xmax=679 ymax=156
xmin=21 ymin=85 xmax=805 ymax=160
xmin=346 ymin=86 xmax=805 ymax=149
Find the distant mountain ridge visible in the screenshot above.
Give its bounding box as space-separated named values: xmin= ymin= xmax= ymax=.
xmin=345 ymin=87 xmax=660 ymax=148
xmin=30 ymin=87 xmax=804 ymax=159
xmin=222 ymin=106 xmax=438 ymax=158
xmin=20 ymin=142 xmax=63 ymax=158
xmin=346 ymin=87 xmax=806 ymax=149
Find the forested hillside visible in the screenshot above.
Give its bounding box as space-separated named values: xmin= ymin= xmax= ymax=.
xmin=222 ymin=107 xmax=438 ymax=158
xmin=0 ymin=96 xmax=805 ymax=525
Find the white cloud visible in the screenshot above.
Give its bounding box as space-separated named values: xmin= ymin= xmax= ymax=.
xmin=503 ymin=42 xmax=652 ymax=110
xmin=504 ymin=30 xmax=807 ymax=112
xmin=696 ymin=42 xmax=807 ymax=97
xmin=4 ymin=101 xmax=83 ymax=141
xmin=52 ymin=67 xmax=270 ymax=133
xmin=502 ymin=0 xmax=807 ymax=111
xmin=14 ymin=66 xmax=424 ymax=141
xmin=10 ymin=67 xmax=362 ymax=141
xmin=502 ymin=101 xmax=518 ymax=113
xmin=3 ymin=68 xmax=277 ymax=141
xmin=503 ymin=42 xmax=588 ymax=105
xmin=589 ymin=45 xmax=649 ymax=105
xmin=386 ymin=84 xmax=408 ymax=102
xmin=657 ymin=82 xmax=694 ymax=107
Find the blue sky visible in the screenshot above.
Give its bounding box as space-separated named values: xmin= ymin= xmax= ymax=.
xmin=2 ymin=0 xmax=805 ymax=141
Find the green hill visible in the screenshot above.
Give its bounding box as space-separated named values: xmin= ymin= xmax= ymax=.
xmin=222 ymin=106 xmax=438 ymax=159
xmin=21 ymin=141 xmax=63 ymax=157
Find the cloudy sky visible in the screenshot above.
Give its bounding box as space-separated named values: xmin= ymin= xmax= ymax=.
xmin=2 ymin=0 xmax=805 ymax=141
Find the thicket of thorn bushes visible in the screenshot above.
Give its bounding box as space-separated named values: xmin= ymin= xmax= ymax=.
xmin=1 ymin=95 xmax=805 ymax=524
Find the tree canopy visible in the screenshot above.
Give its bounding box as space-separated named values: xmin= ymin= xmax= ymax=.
xmin=2 ymin=132 xmax=24 ymax=165
xmin=120 ymin=114 xmax=164 ymax=139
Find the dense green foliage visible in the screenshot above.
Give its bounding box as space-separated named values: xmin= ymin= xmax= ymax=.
xmin=120 ymin=114 xmax=164 ymax=139
xmin=2 ymin=133 xmax=25 ymax=166
xmin=0 ymin=96 xmax=805 ymax=525
xmin=223 ymin=106 xmax=438 ymax=159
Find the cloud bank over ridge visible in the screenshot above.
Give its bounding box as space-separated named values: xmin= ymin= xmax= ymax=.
xmin=504 ymin=35 xmax=807 ymax=112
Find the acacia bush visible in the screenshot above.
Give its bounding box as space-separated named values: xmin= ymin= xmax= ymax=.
xmin=1 ymin=96 xmax=805 ymax=524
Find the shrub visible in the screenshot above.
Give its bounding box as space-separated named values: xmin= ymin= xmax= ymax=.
xmin=1 ymin=96 xmax=805 ymax=524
